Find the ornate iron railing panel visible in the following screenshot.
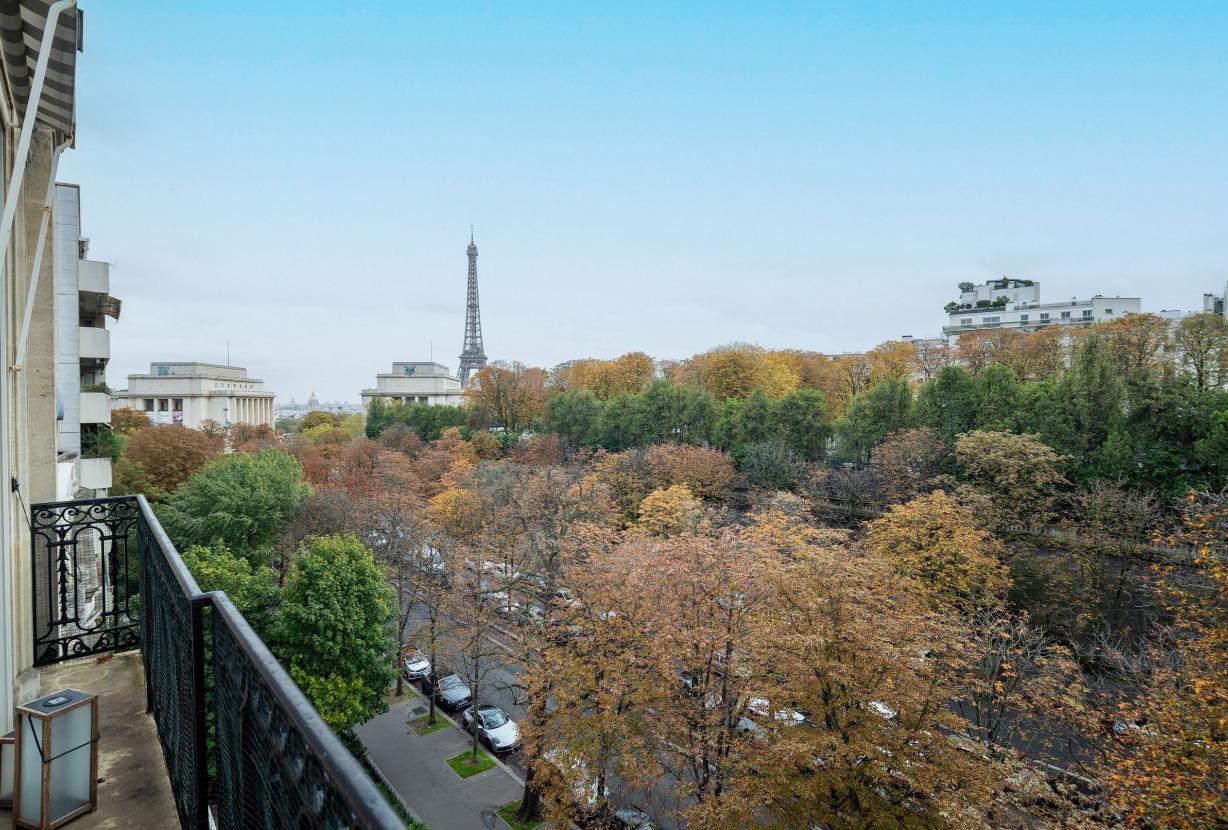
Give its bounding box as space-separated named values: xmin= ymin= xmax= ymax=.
xmin=31 ymin=495 xmax=405 ymax=830
xmin=31 ymin=496 xmax=140 ymax=665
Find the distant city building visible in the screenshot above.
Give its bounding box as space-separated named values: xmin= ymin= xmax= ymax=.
xmin=361 ymin=362 xmax=463 ymax=409
xmin=457 ymin=231 xmax=488 ymax=384
xmin=113 ymin=362 xmax=275 ymax=429
xmin=275 ymin=393 xmax=362 ymax=421
xmin=1203 ymin=282 xmax=1227 ymax=321
xmin=54 ymin=184 xmax=120 ymax=498
xmin=942 ymin=278 xmax=1141 ymax=337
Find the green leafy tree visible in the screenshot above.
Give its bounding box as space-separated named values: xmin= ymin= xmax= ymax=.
xmin=972 ymin=364 xmax=1021 ymax=431
xmin=272 ymin=535 xmax=397 ymax=732
xmin=835 ymin=377 xmax=914 ymax=462
xmin=161 ymin=448 xmax=312 ymax=562
xmin=736 ymin=440 xmax=806 ymax=490
xmin=542 ymin=389 xmax=601 ymax=450
xmin=181 ymin=542 xmax=280 ymax=635
xmin=595 ymin=392 xmax=643 ymax=451
xmin=914 ymin=366 xmax=976 ymax=443
xmin=955 ymin=430 xmax=1068 ymax=530
xmin=772 ymin=388 xmax=831 ymax=461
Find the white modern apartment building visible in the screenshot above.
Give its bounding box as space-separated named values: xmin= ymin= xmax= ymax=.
xmin=113 ymin=362 xmax=275 ymax=429
xmin=54 ymin=184 xmax=119 ymax=497
xmin=942 ymin=278 xmax=1141 ymax=336
xmin=361 ymin=361 xmax=463 ymax=409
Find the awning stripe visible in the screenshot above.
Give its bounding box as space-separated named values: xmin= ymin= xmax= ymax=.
xmin=0 ymin=0 xmax=80 ymax=138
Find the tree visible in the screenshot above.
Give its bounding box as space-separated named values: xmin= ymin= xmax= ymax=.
xmin=1095 ymin=312 xmax=1173 ymax=377
xmin=272 ymin=535 xmax=397 ymax=732
xmin=447 ymin=558 xmax=513 ymax=763
xmin=110 ymin=407 xmax=150 ymax=436
xmin=355 ymin=491 xmax=426 ymax=696
xmin=971 ymin=364 xmax=1020 ymax=432
xmin=910 ymin=338 xmax=954 ymax=381
xmin=1108 ymin=489 xmax=1228 ymax=828
xmin=564 ymin=351 xmax=655 ymax=400
xmin=736 ymin=440 xmax=806 ymax=490
xmin=835 ymin=377 xmax=914 ymax=462
xmin=955 ymin=608 xmax=1083 ymax=753
xmin=119 ymin=424 xmax=223 ymax=500
xmin=300 ymin=410 xmax=341 ymax=430
xmin=1016 ymin=325 xmax=1071 ymax=381
xmin=1173 ymin=311 xmax=1228 ymax=392
xmin=633 ymin=485 xmax=704 ymax=537
xmin=866 ymin=340 xmax=915 ymax=383
xmin=1062 ymin=332 xmax=1124 ymax=460
xmin=954 ymin=431 xmax=1068 ymax=531
xmin=644 ymin=444 xmax=735 ymax=500
xmin=160 ymin=448 xmax=312 ymax=561
xmin=872 ymin=427 xmax=949 ymax=504
xmin=865 ymin=490 xmax=1009 ymax=612
xmin=465 ymin=361 xmax=549 ymax=431
xmin=181 ymin=541 xmax=280 ymax=635
xmin=914 ymin=365 xmax=976 ymax=443
xmin=772 ymin=388 xmax=832 ymax=461
xmin=542 ymin=389 xmax=600 ymax=451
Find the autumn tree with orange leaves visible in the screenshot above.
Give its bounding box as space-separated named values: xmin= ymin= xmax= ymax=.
xmin=1107 ymin=489 xmax=1228 ymax=828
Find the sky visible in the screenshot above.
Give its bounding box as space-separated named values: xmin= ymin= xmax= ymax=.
xmin=59 ymin=1 xmax=1228 ymax=403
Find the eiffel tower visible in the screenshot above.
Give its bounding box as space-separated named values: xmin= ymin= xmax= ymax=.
xmin=457 ymin=228 xmax=487 ymax=384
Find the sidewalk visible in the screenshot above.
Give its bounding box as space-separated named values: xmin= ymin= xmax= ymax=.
xmin=357 ymin=692 xmax=525 ymax=830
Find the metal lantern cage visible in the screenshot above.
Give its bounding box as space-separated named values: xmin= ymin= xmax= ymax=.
xmin=12 ymin=688 xmax=99 ymax=830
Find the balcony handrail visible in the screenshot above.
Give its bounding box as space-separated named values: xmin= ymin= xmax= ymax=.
xmin=208 ymin=592 xmax=404 ymax=828
xmin=32 ymin=495 xmax=406 ymax=830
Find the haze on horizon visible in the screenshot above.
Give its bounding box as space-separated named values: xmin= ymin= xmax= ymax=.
xmin=58 ymin=1 xmax=1227 ymax=402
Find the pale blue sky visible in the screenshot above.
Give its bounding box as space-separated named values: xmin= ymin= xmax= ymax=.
xmin=60 ymin=2 xmax=1228 ymax=402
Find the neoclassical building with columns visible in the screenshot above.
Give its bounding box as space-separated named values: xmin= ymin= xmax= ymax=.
xmin=112 ymin=362 xmax=275 ymax=430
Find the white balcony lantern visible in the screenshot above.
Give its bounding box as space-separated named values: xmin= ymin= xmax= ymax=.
xmin=13 ymin=689 xmax=98 ymax=829
xmin=0 ymin=729 xmax=14 ymax=808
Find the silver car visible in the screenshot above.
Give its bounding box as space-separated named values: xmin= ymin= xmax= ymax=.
xmin=402 ymin=650 xmax=431 ymax=681
xmin=461 ymin=704 xmax=521 ymax=753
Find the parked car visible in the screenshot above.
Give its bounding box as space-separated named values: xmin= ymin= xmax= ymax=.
xmin=422 ymin=673 xmax=472 ymax=712
xmin=461 ymin=704 xmax=522 ymax=753
xmin=402 ymin=650 xmax=431 ymax=682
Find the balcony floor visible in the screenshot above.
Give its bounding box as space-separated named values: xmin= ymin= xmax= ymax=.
xmin=0 ymin=652 xmax=179 ymax=830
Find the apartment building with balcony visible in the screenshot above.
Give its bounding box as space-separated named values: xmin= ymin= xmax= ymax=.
xmin=942 ymin=278 xmax=1141 ymax=336
xmin=361 ymin=361 xmax=463 ymax=409
xmin=53 ymin=183 xmax=120 ymax=497
xmin=113 ymin=362 xmax=276 ymax=430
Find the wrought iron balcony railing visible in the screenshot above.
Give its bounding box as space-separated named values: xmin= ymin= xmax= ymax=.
xmin=30 ymin=495 xmax=405 ymax=830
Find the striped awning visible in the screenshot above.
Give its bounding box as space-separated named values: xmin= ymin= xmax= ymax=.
xmin=0 ymin=0 xmax=81 ymax=139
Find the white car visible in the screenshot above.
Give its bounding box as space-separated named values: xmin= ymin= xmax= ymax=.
xmin=402 ymin=651 xmax=431 ymax=681
xmin=461 ymin=704 xmax=521 ymax=752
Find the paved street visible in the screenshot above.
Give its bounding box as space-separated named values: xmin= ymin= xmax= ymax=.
xmin=357 ymin=692 xmax=525 ymax=830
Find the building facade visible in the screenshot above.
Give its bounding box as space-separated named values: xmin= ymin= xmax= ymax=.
xmin=1203 ymin=282 xmax=1227 ymax=321
xmin=942 ymin=278 xmax=1141 ymax=336
xmin=0 ymin=1 xmax=86 ymax=732
xmin=361 ymin=361 xmax=463 ymax=409
xmin=54 ymin=183 xmax=119 ymax=497
xmin=113 ymin=362 xmax=275 ymax=429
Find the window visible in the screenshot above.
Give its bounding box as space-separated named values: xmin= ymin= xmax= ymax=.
xmin=143 ymin=399 xmax=154 ymax=412
xmin=1082 ymin=310 xmax=1093 ymax=320
xmin=983 ymin=316 xmax=1000 ymax=326
xmin=960 ymin=318 xmax=972 ymax=326
xmin=1019 ymin=314 xmax=1029 ymax=323
xmin=156 ymin=365 xmax=169 ymax=376
xmin=158 ymin=399 xmax=169 ymax=411
xmin=1105 ymin=308 xmax=1113 ymax=314
xmin=173 ymin=398 xmax=183 ymax=411
xmin=417 ymin=396 xmax=428 ymax=403
xmin=1060 ymin=311 xmax=1071 ymax=320
xmin=1039 ymin=312 xmax=1050 ymax=322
